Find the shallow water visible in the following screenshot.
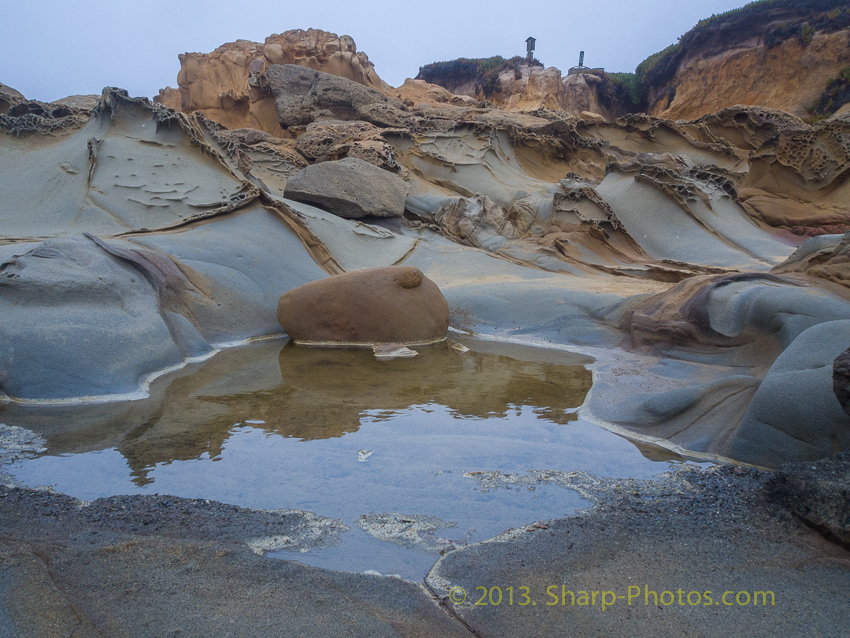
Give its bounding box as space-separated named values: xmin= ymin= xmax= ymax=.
xmin=3 ymin=338 xmax=680 ymax=579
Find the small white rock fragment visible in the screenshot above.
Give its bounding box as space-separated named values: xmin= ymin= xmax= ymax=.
xmin=373 ymin=344 xmax=418 ymax=361
xmin=245 ymin=419 xmax=265 ymax=424
xmin=358 ymin=450 xmax=374 ymax=462
xmin=450 ymin=343 xmax=470 ymax=353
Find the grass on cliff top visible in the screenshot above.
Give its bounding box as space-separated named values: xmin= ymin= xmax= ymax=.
xmin=417 ymin=56 xmax=543 ymax=98
xmin=636 ymin=0 xmax=850 ymax=90
xmin=413 ymin=0 xmax=849 ymax=115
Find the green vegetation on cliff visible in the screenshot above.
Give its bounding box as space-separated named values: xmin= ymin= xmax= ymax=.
xmin=597 ymin=73 xmax=642 ymax=112
xmin=416 ymin=0 xmax=849 ymax=117
xmin=417 ymin=56 xmax=542 ymax=99
xmin=636 ymin=0 xmax=850 ymax=103
xmin=808 ymin=66 xmax=850 ymax=120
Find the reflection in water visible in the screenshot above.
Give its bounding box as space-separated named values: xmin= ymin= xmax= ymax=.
xmin=5 ymin=338 xmax=685 ymax=578
xmin=1 ymin=339 xmax=593 ymax=486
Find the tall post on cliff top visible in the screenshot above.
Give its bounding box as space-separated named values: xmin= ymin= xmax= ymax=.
xmin=526 ymin=36 xmax=536 ymax=62
xmin=579 ymin=51 xmax=585 ymax=67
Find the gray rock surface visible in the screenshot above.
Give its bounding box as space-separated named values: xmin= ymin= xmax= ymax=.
xmin=732 ymin=320 xmax=850 ymax=465
xmin=427 ymin=465 xmax=850 ymax=638
xmin=267 ymin=64 xmax=402 ymax=127
xmin=4 ymin=464 xmax=849 ymax=637
xmin=0 ymin=89 xmax=251 ymax=240
xmin=125 ymin=204 xmax=331 ymax=344
xmin=584 ymin=276 xmax=850 ymax=467
xmin=284 ymin=157 xmax=410 ymax=218
xmin=0 ymin=207 xmax=333 ymax=402
xmin=0 ymin=237 xmax=210 ymax=401
xmin=433 ymin=194 xmax=520 ymax=251
xmin=835 ymin=347 xmax=850 ymax=416
xmin=0 ymin=486 xmax=468 ymax=638
xmin=766 ymin=451 xmax=850 ymax=548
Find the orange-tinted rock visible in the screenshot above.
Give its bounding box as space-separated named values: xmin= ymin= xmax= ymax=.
xmin=502 ymin=68 xmax=611 ymax=118
xmin=649 ymin=29 xmax=850 ymax=121
xmin=155 ymin=29 xmax=388 ymax=135
xmin=414 ymin=61 xmax=615 ymax=118
xmin=277 ymin=266 xmax=449 ymax=346
xmin=739 ymin=115 xmax=850 ymax=235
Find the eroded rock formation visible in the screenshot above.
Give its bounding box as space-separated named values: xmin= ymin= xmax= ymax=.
xmin=267 ymin=64 xmax=401 ymax=127
xmin=2 ymin=21 xmax=850 ymax=468
xmin=416 ymin=60 xmax=618 ymax=119
xmin=155 ymin=29 xmax=387 ymax=134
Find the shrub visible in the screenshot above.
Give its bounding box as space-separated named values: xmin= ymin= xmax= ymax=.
xmin=807 ymin=66 xmax=850 ymax=117
xmin=417 ymin=55 xmax=543 ymax=99
xmin=602 ymin=72 xmax=642 ymax=110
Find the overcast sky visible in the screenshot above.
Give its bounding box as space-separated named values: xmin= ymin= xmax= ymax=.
xmin=1 ymin=0 xmax=754 ymax=102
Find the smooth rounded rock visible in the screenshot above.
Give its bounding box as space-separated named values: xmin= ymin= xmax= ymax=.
xmin=277 ymin=266 xmax=449 ymax=346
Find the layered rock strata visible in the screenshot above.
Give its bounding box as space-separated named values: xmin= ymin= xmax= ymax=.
xmin=1 ymin=77 xmax=848 ymax=467
xmin=155 ymin=29 xmax=387 ymax=134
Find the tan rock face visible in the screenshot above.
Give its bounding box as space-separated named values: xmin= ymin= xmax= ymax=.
xmin=652 ymin=29 xmax=850 ymax=120
xmin=493 ymin=67 xmax=613 ymax=119
xmin=156 ymin=29 xmax=387 ymax=135
xmin=414 ymin=62 xmax=614 ymax=118
xmin=503 ymin=67 xmax=567 ymax=112
xmin=389 ymin=78 xmax=453 ymax=106
xmin=739 ymin=115 xmax=850 ymax=236
xmin=277 ymin=266 xmax=450 ymax=346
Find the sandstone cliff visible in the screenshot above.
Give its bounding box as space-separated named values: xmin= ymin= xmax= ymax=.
xmin=493 ymin=65 xmax=614 ymax=116
xmin=500 ymin=68 xmax=620 ymax=119
xmin=156 ymin=29 xmax=387 ymax=135
xmin=416 ymin=57 xmax=621 ymax=119
xmin=643 ymin=0 xmax=850 ymax=120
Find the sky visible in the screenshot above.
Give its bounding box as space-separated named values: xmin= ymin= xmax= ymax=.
xmin=1 ymin=0 xmax=755 ymax=103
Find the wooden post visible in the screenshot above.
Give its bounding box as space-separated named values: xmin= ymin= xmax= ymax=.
xmin=526 ymin=37 xmax=536 ymax=62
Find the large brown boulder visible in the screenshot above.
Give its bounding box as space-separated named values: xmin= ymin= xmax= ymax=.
xmin=277 ymin=266 xmax=449 ymax=346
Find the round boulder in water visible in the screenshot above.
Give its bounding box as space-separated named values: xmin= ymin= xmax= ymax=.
xmin=277 ymin=266 xmax=449 ymax=346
